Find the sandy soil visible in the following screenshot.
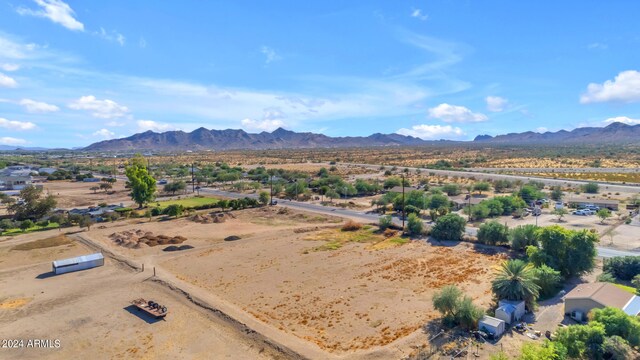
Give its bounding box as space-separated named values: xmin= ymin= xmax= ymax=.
xmin=160 ymin=228 xmax=507 ymax=355
xmin=0 ymin=232 xmax=290 ymax=360
xmin=43 ymin=180 xmax=132 ymax=209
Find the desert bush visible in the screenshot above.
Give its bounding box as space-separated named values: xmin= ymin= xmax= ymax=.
xmin=341 ymin=220 xmax=363 ymax=231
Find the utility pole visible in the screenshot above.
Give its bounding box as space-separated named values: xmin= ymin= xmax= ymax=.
xmin=468 ymin=188 xmax=472 ymax=222
xmin=401 ymin=174 xmax=406 ymax=231
xmin=191 ymin=163 xmax=195 ymax=193
xmin=269 ymin=175 xmax=273 ymax=205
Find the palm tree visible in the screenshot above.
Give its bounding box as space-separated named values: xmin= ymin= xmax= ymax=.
xmin=491 ymin=259 xmax=540 ymax=305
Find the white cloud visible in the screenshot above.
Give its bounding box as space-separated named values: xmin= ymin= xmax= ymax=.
xmin=587 ymin=42 xmax=607 ymax=50
xmin=0 ymin=63 xmax=20 ymax=72
xmin=410 ymin=8 xmax=428 ymax=21
xmin=428 ymin=103 xmax=488 ymax=123
xmin=136 ymin=120 xmax=176 ymax=132
xmin=68 ymin=95 xmax=129 ymax=118
xmin=92 ymin=128 xmax=115 ymax=139
xmin=0 ymin=137 xmax=27 ymax=145
xmin=19 ymin=99 xmax=60 ymax=113
xmin=0 ymin=117 xmax=37 ymax=131
xmin=139 ymin=37 xmax=147 ymax=48
xmin=241 ymin=118 xmax=285 ymax=132
xmin=397 ymin=124 xmax=464 ymax=140
xmin=95 ymin=28 xmax=126 ymax=46
xmin=0 ymin=73 xmax=17 ymax=88
xmin=17 ymin=0 xmax=84 ymax=31
xmin=485 ymin=96 xmax=508 ymax=112
xmin=603 ymin=116 xmax=640 ymax=125
xmin=535 ymin=127 xmax=548 ymax=133
xmin=260 ymin=46 xmax=282 ymax=64
xmin=580 ymin=70 xmax=640 ymax=104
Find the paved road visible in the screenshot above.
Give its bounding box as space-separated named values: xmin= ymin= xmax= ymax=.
xmin=339 ymin=162 xmax=640 ymax=194
xmin=200 ymin=188 xmax=638 ymax=258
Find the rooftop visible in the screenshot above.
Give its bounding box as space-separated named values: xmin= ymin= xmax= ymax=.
xmin=565 ymin=282 xmax=635 ymax=311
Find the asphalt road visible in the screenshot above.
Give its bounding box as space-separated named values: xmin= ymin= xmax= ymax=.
xmin=200 ymin=188 xmax=638 ymax=258
xmin=339 ymin=162 xmax=640 ymax=194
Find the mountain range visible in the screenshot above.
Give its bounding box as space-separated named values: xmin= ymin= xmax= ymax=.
xmin=3 ymin=122 xmax=637 ymax=152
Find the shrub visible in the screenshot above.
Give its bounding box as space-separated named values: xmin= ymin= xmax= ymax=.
xmin=406 ymin=213 xmax=423 ymax=236
xmin=20 ymin=219 xmax=34 ymax=231
xmin=341 ymin=220 xmax=362 ymax=232
xmin=583 ymin=182 xmax=599 ymax=194
xmin=596 ymin=271 xmax=616 ymax=283
xmin=150 ymin=207 xmax=162 ymax=216
xmin=477 ymin=221 xmax=509 ymax=245
xmin=603 ymin=256 xmax=640 ymax=281
xmin=431 ymin=213 xmax=466 ymax=241
xmin=378 ymin=215 xmax=393 ymax=230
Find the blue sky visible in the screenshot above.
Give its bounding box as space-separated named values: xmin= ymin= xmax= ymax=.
xmin=1 ymin=1 xmax=640 ymax=148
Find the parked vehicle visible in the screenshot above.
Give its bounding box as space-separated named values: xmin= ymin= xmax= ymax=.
xmin=573 ymin=210 xmax=588 ymax=216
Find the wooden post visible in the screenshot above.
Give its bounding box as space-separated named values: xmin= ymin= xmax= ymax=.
xmin=142 ymin=263 xmax=144 ymax=272
xmin=153 ymin=267 xmax=156 ymax=276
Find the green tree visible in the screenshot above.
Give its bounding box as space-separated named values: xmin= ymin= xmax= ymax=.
xmin=518 ymin=341 xmax=567 ymax=360
xmin=491 ymin=259 xmax=540 ymax=306
xmin=20 ymin=219 xmax=34 ymax=232
xmin=164 ymin=204 xmax=184 ymax=218
xmin=597 ymin=208 xmax=611 ymax=224
xmin=125 ymin=155 xmax=156 ymax=208
xmin=379 ymin=215 xmax=393 ymax=230
xmin=473 ymin=182 xmax=491 ymax=195
xmin=428 ymin=194 xmax=449 ymax=210
xmin=383 ymin=177 xmax=402 ymax=189
xmin=469 ymin=203 xmax=491 ymax=220
xmin=218 ymin=199 xmax=229 ymax=211
xmin=533 ymin=265 xmax=563 ymax=299
xmin=590 ymin=307 xmax=640 ymax=347
xmin=325 ymin=189 xmax=339 ymax=202
xmin=555 ymin=323 xmax=606 ymax=359
xmin=552 ymin=207 xmax=568 ymax=222
xmin=432 ymin=285 xmax=463 ymax=322
xmin=550 ymin=186 xmax=563 ymax=201
xmin=78 ymin=215 xmax=94 ymax=230
xmin=164 ymin=181 xmax=186 ymax=195
xmin=258 ymin=191 xmax=270 ymax=206
xmin=406 ymin=213 xmax=423 ymax=236
xmin=477 ymin=221 xmax=509 ymax=245
xmin=442 ymin=184 xmax=461 ymax=196
xmin=509 ymin=224 xmax=539 ymax=251
xmin=583 ymin=182 xmax=599 ymax=194
xmin=8 ymin=185 xmax=57 ymax=221
xmin=528 ymin=226 xmax=597 ymax=278
xmin=431 ymin=213 xmax=466 ymax=241
xmin=517 ymin=185 xmax=543 ymax=204
xmin=603 ymin=335 xmax=632 ymax=360
xmin=455 ymin=295 xmax=484 ymax=329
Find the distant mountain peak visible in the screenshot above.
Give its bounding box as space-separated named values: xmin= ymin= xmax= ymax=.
xmin=473 ymin=122 xmax=640 ymax=144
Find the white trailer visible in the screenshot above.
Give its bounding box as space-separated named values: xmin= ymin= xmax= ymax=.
xmin=52 ymin=253 xmax=104 ymax=275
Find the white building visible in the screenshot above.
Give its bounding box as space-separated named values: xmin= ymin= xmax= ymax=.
xmin=478 ymin=315 xmax=505 ymax=337
xmin=495 ymin=299 xmax=526 ymax=324
xmin=52 ymin=253 xmax=104 ymax=275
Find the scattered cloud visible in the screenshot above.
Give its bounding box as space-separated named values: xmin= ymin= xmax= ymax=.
xmin=17 ymin=0 xmax=84 ymax=31
xmin=260 ymin=46 xmax=282 ymax=64
xmin=139 ymin=37 xmax=147 ymax=48
xmin=0 ymin=63 xmax=20 ymax=72
xmin=95 ymin=28 xmax=126 ymax=46
xmin=428 ymin=103 xmax=488 ymax=123
xmin=0 ymin=117 xmax=37 ymax=131
xmin=19 ymin=99 xmax=60 ymax=113
xmin=603 ymin=116 xmax=640 ymax=125
xmin=587 ymin=42 xmax=608 ymax=50
xmin=136 ymin=120 xmax=176 ymax=132
xmin=92 ymin=128 xmax=115 ymax=139
xmin=397 ymin=124 xmax=464 ymax=140
xmin=0 ymin=73 xmax=18 ymax=88
xmin=485 ymin=96 xmax=508 ymax=112
xmin=241 ymin=118 xmax=285 ymax=132
xmin=410 ymin=8 xmax=428 ymax=21
xmin=0 ymin=137 xmax=27 ymax=145
xmin=105 ymin=121 xmax=125 ymax=127
xmin=580 ymin=70 xmax=640 ymax=103
xmin=68 ymin=95 xmax=129 ymax=118
xmin=535 ymin=127 xmax=548 ymax=133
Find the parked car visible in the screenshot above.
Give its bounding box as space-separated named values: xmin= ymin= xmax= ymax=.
xmin=573 ymin=210 xmax=588 ymax=216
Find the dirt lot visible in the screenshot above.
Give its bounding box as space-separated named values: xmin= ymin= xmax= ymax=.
xmin=0 ymin=232 xmax=289 ymax=360
xmin=160 ymin=227 xmax=507 ymax=355
xmin=43 ymin=180 xmax=131 ymax=209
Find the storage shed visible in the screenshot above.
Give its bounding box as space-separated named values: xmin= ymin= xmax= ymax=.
xmin=52 ymin=253 xmax=104 ymax=275
xmin=496 ymin=300 xmax=526 ymax=324
xmin=478 ymin=315 xmax=505 ymax=337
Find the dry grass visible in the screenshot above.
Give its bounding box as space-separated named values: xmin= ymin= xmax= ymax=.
xmin=0 ymin=297 xmax=31 ymax=309
xmin=341 ymin=220 xmax=363 ymax=231
xmin=11 ymin=234 xmax=73 ymax=251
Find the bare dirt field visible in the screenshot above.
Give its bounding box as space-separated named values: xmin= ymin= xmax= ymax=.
xmin=0 ymin=231 xmax=290 ymax=360
xmin=160 ymin=226 xmax=508 ymax=355
xmin=42 ymin=180 xmax=131 ymax=209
